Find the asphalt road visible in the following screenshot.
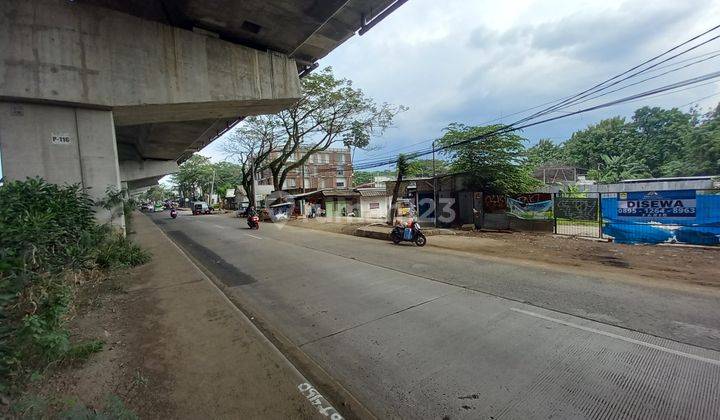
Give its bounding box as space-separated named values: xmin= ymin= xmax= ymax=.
xmin=150 ymin=212 xmax=720 ymax=419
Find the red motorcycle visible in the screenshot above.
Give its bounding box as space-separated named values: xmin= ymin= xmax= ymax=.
xmin=247 ymin=215 xmax=260 ymax=229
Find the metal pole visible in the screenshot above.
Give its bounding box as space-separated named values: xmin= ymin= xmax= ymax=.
xmin=301 ymin=162 xmax=306 ymax=215
xmin=597 ymin=192 xmax=603 ymax=239
xmin=432 ymin=140 xmax=437 ymax=227
xmin=209 ymin=168 xmax=215 ymax=204
xmin=250 ymin=153 xmax=257 ymax=208
xmin=553 ymin=192 xmax=557 ymax=234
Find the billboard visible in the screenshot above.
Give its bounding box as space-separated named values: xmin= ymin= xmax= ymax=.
xmin=617 ymin=190 xmax=696 ymax=218
xmin=602 ymin=190 xmax=719 ymax=245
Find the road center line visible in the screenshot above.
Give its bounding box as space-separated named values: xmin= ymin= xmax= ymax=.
xmin=245 ymin=233 xmax=263 ymax=240
xmin=510 ymin=307 xmax=720 ymax=366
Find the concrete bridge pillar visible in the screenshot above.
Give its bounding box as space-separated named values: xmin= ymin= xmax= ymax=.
xmin=0 ymin=102 xmax=124 ymax=228
xmin=0 ymin=0 xmax=303 ymax=229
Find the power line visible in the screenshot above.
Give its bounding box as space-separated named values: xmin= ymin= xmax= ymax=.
xmin=355 ymin=27 xmax=720 ymax=165
xmin=515 ymin=24 xmax=720 ymax=124
xmin=549 ymin=51 xmax=720 ymax=113
xmin=349 ymin=70 xmax=720 ymax=170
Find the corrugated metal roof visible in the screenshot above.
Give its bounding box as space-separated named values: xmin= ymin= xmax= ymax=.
xmin=356 ymin=188 xmax=388 ymax=197
xmin=322 ymin=189 xmax=359 ymax=198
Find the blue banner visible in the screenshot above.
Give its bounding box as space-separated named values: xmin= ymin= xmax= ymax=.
xmin=602 ymin=190 xmax=720 ymax=245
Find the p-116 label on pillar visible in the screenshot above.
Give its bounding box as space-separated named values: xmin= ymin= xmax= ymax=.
xmin=51 ymin=133 xmax=72 ymax=145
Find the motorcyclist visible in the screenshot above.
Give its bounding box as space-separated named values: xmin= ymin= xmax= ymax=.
xmin=247 ymin=206 xmax=257 ymax=217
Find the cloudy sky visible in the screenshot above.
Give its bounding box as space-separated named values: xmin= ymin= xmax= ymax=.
xmin=204 ymin=0 xmax=720 ymax=167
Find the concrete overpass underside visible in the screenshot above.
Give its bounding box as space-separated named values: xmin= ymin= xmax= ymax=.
xmin=0 ymin=0 xmax=400 ymax=225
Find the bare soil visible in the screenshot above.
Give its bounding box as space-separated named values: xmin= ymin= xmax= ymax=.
xmin=287 ymin=219 xmax=720 ymax=290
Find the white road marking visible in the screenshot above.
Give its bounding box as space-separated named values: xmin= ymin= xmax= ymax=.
xmin=245 ymin=233 xmax=263 ymax=239
xmin=510 ymin=307 xmax=720 ymax=366
xmin=297 ymin=382 xmax=344 ymax=419
xmin=213 ymin=224 xmax=224 ymax=229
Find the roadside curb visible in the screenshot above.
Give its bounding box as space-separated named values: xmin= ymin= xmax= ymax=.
xmin=354 ymin=225 xmax=456 ymax=241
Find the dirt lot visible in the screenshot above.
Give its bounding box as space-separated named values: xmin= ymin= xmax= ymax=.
xmin=286 ymin=219 xmax=720 ymax=290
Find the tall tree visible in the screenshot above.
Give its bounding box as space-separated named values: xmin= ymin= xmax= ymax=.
xmin=525 ymin=138 xmax=566 ymax=168
xmin=587 ymin=154 xmax=651 ymax=183
xmin=264 ymin=66 xmax=405 ymax=190
xmin=170 ymin=154 xmax=213 ymax=199
xmin=563 ymin=117 xmax=634 ymax=172
xmin=630 ymin=106 xmax=692 ymax=176
xmin=222 ymin=116 xmax=279 ymax=206
xmin=679 ymin=106 xmax=720 ymax=176
xmin=388 ymin=154 xmax=410 ymax=224
xmin=211 ymin=161 xmax=242 ymax=198
xmin=406 ymin=159 xmax=448 ymax=178
xmin=438 ymin=123 xmax=540 ymax=194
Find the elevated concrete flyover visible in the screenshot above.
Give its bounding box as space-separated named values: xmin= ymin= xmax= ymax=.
xmin=0 ymin=0 xmax=404 ymax=225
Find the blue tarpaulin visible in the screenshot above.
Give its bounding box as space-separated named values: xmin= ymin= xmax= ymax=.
xmin=602 ymin=190 xmax=720 ymax=245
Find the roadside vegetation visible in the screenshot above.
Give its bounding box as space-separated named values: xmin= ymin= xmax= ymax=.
xmin=0 ymin=178 xmax=150 ymax=412
xmin=354 ymin=103 xmax=720 ymax=191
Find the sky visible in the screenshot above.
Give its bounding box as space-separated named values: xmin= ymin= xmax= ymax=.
xmin=201 ymin=0 xmax=720 ymax=169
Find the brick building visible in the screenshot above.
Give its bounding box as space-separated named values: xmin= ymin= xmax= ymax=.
xmin=257 ymin=146 xmax=353 ymax=191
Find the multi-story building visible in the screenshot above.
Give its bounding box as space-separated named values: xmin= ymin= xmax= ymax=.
xmin=257 ymin=146 xmax=353 ymax=191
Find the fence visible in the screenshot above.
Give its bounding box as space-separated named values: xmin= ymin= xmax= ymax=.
xmin=551 ymin=189 xmax=720 ymax=246
xmin=464 ymin=189 xmax=720 ymax=246
xmin=553 ymin=193 xmax=602 ymax=238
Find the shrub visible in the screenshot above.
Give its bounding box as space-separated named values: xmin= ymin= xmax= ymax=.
xmin=96 ymin=234 xmax=151 ymax=270
xmin=0 ymin=178 xmax=150 ymax=393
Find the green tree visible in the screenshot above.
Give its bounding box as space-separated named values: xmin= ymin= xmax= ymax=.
xmin=388 ymin=154 xmax=410 ymax=223
xmin=265 ymin=66 xmax=406 ymax=190
xmin=211 ymin=161 xmax=242 ymax=198
xmin=170 ymin=154 xmax=213 ymax=199
xmin=405 ymin=159 xmax=448 ymax=178
xmin=143 ymin=185 xmax=171 ymax=202
xmin=630 ymin=106 xmax=693 ymax=176
xmin=679 ymin=107 xmax=720 ymax=176
xmin=353 ymin=171 xmax=376 ymax=186
xmin=587 ymin=154 xmax=651 ymax=183
xmin=222 ymin=116 xmax=278 ymax=207
xmin=437 ymin=123 xmax=540 ymax=194
xmin=525 ymin=138 xmax=565 ymax=168
xmin=563 ymin=117 xmax=634 ymax=171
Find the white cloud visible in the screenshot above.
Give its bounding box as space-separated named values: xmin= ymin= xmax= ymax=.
xmin=206 ymin=0 xmax=720 ymax=164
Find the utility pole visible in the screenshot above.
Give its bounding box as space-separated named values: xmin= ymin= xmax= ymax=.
xmin=300 ymin=161 xmax=306 ymax=215
xmin=250 ymin=153 xmax=258 ymax=208
xmin=432 ymin=140 xmax=437 ymax=227
xmin=209 ymin=168 xmax=216 ymax=204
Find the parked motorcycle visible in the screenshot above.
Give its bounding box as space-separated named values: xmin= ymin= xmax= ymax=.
xmin=170 ymin=208 xmax=178 ymax=219
xmin=390 ymin=219 xmax=426 ymax=246
xmin=247 ymin=215 xmax=260 ymax=230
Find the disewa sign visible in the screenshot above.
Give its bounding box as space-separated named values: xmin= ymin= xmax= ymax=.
xmin=617 ymin=190 xmax=696 ymax=218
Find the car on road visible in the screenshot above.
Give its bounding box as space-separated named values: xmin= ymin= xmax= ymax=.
xmin=192 ymin=201 xmax=212 ymax=215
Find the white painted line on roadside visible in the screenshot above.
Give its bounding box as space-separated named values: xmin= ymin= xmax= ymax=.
xmin=510 ymin=307 xmax=720 ymax=366
xmin=245 ymin=233 xmax=263 ymax=239
xmin=298 ymin=382 xmax=344 ymax=419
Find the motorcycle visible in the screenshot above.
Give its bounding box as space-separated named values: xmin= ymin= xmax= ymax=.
xmin=247 ymin=215 xmax=260 ymax=230
xmin=390 ymin=219 xmax=426 ymax=246
xmin=170 ymin=208 xmax=178 ymax=219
